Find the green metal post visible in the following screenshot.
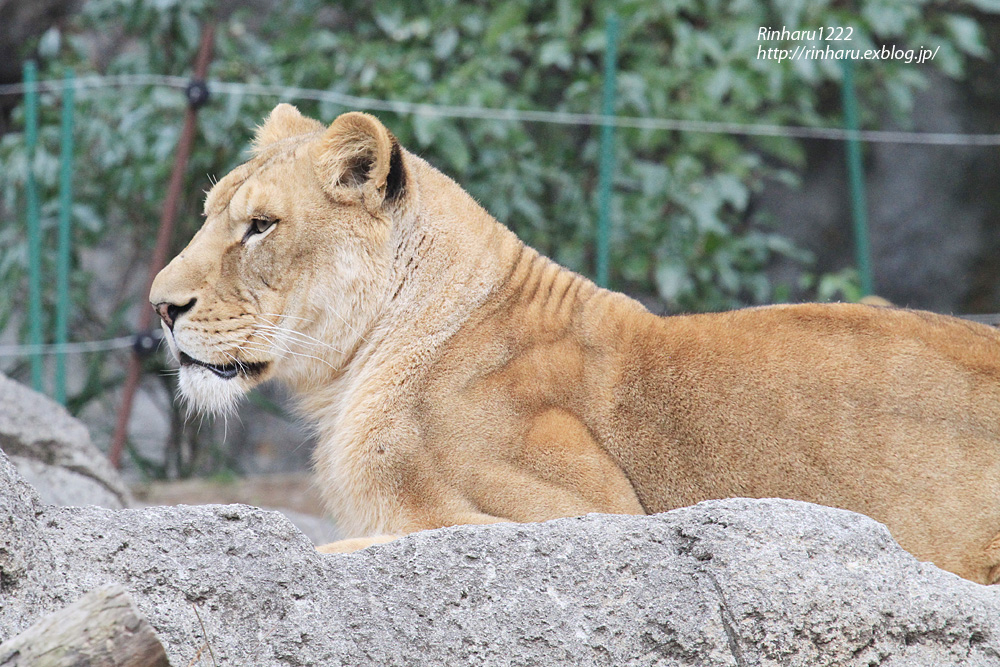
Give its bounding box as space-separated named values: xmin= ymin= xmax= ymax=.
xmin=24 ymin=61 xmax=44 ymax=392
xmin=840 ymin=57 xmax=874 ymax=297
xmin=596 ymin=13 xmax=619 ymax=289
xmin=55 ymin=70 xmax=75 ymax=405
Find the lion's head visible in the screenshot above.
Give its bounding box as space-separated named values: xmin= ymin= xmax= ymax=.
xmin=149 ymin=105 xmax=410 ymax=414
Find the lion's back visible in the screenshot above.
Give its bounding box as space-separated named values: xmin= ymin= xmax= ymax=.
xmin=609 ymin=301 xmax=1000 ymax=510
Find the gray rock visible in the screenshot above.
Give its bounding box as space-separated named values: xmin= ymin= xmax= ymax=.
xmin=7 ymin=455 xmax=126 ymax=509
xmin=131 ymin=472 xmax=342 ymax=545
xmin=1 ymin=448 xmax=999 ymax=666
xmin=0 ymin=450 xmax=40 ymax=590
xmin=0 ymin=372 xmax=131 ymax=508
xmin=271 ymin=506 xmax=342 ymax=545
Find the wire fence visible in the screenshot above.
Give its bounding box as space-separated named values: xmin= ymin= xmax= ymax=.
xmin=0 ymin=335 xmax=139 ymax=357
xmin=3 ymin=70 xmax=1000 ymax=364
xmin=2 ymin=73 xmax=1000 ymax=146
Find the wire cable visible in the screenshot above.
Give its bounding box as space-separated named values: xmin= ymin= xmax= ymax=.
xmin=0 ymin=73 xmax=996 ymax=359
xmin=0 ymin=328 xmax=164 ymax=358
xmin=0 ymin=335 xmax=137 ymax=357
xmin=1 ymin=74 xmax=1000 ymax=146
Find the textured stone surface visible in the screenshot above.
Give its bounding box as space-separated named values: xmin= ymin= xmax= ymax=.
xmin=0 ymin=451 xmax=40 ymax=591
xmin=0 ymin=373 xmax=131 ymax=508
xmin=274 ymin=507 xmax=341 ymax=544
xmin=132 ymin=472 xmax=342 ymax=544
xmin=8 ymin=455 xmax=125 ymax=509
xmin=1 ymin=449 xmax=999 ymax=666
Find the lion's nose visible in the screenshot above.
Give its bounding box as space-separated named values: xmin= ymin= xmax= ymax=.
xmin=154 ymin=298 xmax=196 ymax=331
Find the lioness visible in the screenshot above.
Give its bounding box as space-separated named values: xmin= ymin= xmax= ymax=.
xmin=150 ymin=104 xmax=1000 ymax=584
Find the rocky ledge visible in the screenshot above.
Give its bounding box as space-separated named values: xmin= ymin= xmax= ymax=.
xmin=2 ymin=443 xmax=999 ymax=666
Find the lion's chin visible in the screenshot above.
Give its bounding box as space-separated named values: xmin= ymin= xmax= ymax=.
xmin=177 ymin=364 xmax=255 ymax=416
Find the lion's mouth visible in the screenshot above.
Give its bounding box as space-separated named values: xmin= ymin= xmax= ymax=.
xmin=179 ymin=351 xmax=267 ymax=380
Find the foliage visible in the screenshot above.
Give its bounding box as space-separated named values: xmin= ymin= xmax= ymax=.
xmin=4 ymin=0 xmax=995 ymax=319
xmin=0 ymin=0 xmax=994 ymax=469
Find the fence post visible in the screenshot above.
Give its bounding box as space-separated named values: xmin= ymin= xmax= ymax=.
xmin=596 ymin=13 xmax=619 ymax=289
xmin=840 ymin=57 xmax=873 ymax=297
xmin=55 ymin=70 xmax=75 ymax=405
xmin=23 ymin=61 xmax=44 ymax=393
xmin=109 ymin=22 xmax=215 ymax=469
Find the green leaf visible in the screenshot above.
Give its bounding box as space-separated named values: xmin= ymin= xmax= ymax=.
xmin=944 ymin=14 xmax=987 ymax=58
xmin=714 ymin=173 xmax=748 ymax=209
xmin=539 ymin=40 xmax=573 ymax=69
xmin=655 ymin=262 xmax=693 ymax=301
xmin=436 ymin=124 xmax=471 ymax=172
xmin=434 ymin=28 xmax=459 ymax=60
xmin=411 ymin=115 xmax=441 ymax=147
xmin=38 ymin=28 xmax=61 ymax=58
xmin=965 ymin=0 xmax=1000 ymax=13
xmin=485 ymin=3 xmax=526 ymax=47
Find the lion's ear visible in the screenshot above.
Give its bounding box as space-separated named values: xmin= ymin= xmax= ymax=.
xmin=253 ymin=104 xmax=323 ymax=151
xmin=313 ymin=112 xmax=407 ymax=212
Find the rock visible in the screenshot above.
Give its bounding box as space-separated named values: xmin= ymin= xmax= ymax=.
xmin=0 ymin=451 xmax=40 ymax=591
xmin=275 ymin=507 xmax=341 ymax=544
xmin=132 ymin=472 xmax=342 ymax=544
xmin=0 ymin=373 xmax=337 ymax=542
xmin=1 ymin=448 xmax=999 ymax=666
xmin=8 ymin=455 xmax=127 ymax=509
xmin=0 ymin=583 xmax=171 ymax=667
xmin=0 ymin=373 xmax=131 ymax=508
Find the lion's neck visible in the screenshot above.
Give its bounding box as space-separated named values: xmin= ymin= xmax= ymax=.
xmin=380 ymin=158 xmax=524 ymax=331
xmin=295 ymin=156 xmax=651 ymax=461
xmin=287 ymin=159 xmax=524 ymax=426
xmin=298 ymin=157 xmax=658 ymax=532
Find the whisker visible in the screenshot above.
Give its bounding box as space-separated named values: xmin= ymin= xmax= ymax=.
xmin=254 ymin=322 xmax=326 ymax=343
xmin=326 ymin=308 xmax=370 ymax=344
xmin=241 ymin=342 xmax=339 ymax=371
xmin=244 ymin=331 xmax=297 ymax=365
xmin=255 ymin=324 xmax=346 ymax=355
xmin=211 ymin=344 xmax=249 ymax=374
xmin=254 ymin=331 xmax=344 ymax=358
xmin=239 ymin=341 xmax=340 ymax=372
xmin=247 ymin=330 xmax=292 ymax=354
xmin=256 ymin=310 xmax=369 ymax=345
xmin=256 ymin=312 xmax=315 ymax=324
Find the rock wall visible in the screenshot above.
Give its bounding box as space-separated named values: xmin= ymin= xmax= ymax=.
xmin=0 ymin=372 xmax=131 ymax=509
xmin=2 ymin=448 xmax=999 ymax=666
xmin=0 ymin=372 xmax=341 ymax=545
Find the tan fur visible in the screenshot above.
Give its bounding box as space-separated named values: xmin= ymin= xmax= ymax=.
xmin=150 ymin=106 xmax=1000 ymax=584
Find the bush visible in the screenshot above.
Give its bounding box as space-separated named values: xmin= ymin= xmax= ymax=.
xmin=0 ymin=0 xmax=993 ymax=454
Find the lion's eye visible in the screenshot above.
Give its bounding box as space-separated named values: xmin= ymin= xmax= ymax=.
xmin=244 ymin=217 xmax=277 ymax=242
